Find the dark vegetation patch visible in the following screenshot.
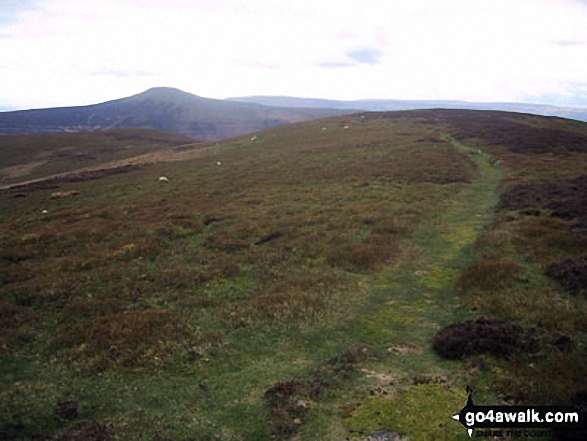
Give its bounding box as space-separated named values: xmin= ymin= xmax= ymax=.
xmin=545 ymin=255 xmax=587 ymax=297
xmin=498 ymin=175 xmax=587 ymax=221
xmin=54 ymin=400 xmax=78 ymax=422
xmin=254 ymin=230 xmax=283 ymax=245
xmin=58 ymin=421 xmax=112 ymax=441
xmin=451 ymin=120 xmax=587 ymax=154
xmin=432 ymin=317 xmax=531 ymax=359
xmin=570 ymin=218 xmax=587 ymax=235
xmin=363 ymin=109 xmax=587 ymax=154
xmin=264 ymin=346 xmax=371 ymax=439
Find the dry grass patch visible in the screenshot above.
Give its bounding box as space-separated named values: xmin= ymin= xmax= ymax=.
xmin=499 ymin=350 xmax=587 ymax=405
xmin=457 ymin=259 xmax=526 ymax=293
xmin=50 ymin=309 xmax=192 ymax=370
xmin=327 ymin=234 xmax=398 ymax=272
xmin=0 ymin=299 xmax=37 ymax=351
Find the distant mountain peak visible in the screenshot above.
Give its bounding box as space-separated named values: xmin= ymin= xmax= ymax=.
xmin=0 ymin=88 xmax=352 ymax=140
xmin=131 ymin=87 xmax=202 ymax=100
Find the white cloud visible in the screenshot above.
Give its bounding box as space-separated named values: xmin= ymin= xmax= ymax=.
xmin=1 ymin=0 xmax=587 ymax=108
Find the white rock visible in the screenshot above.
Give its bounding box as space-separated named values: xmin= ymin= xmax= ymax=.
xmin=159 ymin=176 xmax=169 ymax=182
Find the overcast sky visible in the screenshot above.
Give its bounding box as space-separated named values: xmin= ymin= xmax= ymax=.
xmin=1 ymin=0 xmax=587 ymax=110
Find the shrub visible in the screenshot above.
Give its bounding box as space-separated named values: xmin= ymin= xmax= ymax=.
xmin=432 ymin=317 xmax=529 ymax=359
xmin=545 ymin=255 xmax=587 ymax=297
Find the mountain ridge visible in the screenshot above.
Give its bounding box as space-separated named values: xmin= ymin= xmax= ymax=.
xmin=0 ymin=88 xmax=354 ymax=141
xmin=226 ymin=95 xmax=587 ymax=122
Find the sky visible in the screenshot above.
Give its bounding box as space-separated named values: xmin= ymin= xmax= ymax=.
xmin=1 ymin=0 xmax=587 ymax=110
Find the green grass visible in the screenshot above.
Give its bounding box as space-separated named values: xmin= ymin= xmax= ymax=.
xmin=1 ymin=110 xmax=587 ymax=440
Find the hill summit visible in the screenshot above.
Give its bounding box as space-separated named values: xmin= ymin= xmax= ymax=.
xmin=0 ymin=88 xmax=352 ymax=140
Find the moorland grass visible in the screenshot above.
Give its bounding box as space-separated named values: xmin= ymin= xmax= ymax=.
xmin=2 ymin=111 xmax=587 ymax=439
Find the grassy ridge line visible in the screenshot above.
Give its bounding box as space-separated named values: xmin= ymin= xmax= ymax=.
xmin=330 ymin=136 xmax=502 ymax=440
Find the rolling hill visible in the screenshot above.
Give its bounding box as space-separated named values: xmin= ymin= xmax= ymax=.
xmin=1 ymin=109 xmax=587 ymax=440
xmin=228 ymin=95 xmax=587 ymax=123
xmin=0 ymin=88 xmax=354 ymax=141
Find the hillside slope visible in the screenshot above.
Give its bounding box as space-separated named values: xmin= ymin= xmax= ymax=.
xmin=1 ymin=110 xmax=587 ymax=440
xmin=228 ymin=95 xmax=587 ymax=122
xmin=0 ymin=88 xmax=353 ymax=140
xmin=0 ymin=129 xmax=198 ymax=186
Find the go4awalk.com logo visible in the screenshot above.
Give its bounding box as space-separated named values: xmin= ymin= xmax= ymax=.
xmin=451 ymin=387 xmax=586 ymax=438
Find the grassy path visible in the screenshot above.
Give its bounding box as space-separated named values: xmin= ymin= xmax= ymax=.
xmin=297 ymin=137 xmax=504 ymax=439
xmin=152 ymin=135 xmax=504 ymax=440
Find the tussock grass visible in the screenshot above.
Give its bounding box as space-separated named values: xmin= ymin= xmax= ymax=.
xmin=50 ymin=309 xmax=192 ymax=370
xmin=457 ymin=259 xmax=527 ymax=293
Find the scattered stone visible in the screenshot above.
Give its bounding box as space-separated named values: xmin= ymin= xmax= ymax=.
xmin=296 ymin=399 xmax=309 ymax=410
xmin=50 ymin=190 xmax=80 ymax=199
xmin=387 ymin=344 xmax=423 ymax=356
